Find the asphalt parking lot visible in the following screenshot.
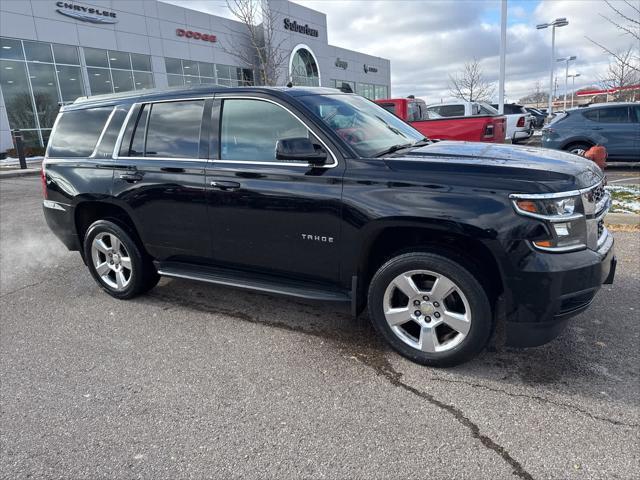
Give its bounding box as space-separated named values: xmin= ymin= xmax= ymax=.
xmin=1 ymin=176 xmax=638 ymax=480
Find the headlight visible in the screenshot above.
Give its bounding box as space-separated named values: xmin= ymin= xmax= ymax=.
xmin=510 ymin=193 xmax=587 ymax=252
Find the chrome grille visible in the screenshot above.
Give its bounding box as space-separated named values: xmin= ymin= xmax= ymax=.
xmin=597 ymin=219 xmax=604 ymax=238
xmin=581 ymin=178 xmax=610 ymax=250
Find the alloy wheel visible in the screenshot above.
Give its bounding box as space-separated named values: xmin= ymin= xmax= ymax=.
xmin=91 ymin=232 xmax=132 ymax=290
xmin=382 ymin=270 xmax=472 ymax=353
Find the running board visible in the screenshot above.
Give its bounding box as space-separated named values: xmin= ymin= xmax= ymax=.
xmin=156 ymin=261 xmax=350 ymax=302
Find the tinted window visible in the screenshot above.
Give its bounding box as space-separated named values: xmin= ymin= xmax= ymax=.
xmin=582 ymin=110 xmax=599 ymax=121
xmin=433 ymin=105 xmax=465 ymax=117
xmin=48 ymin=107 xmax=113 ymax=157
xmin=126 ymin=105 xmax=149 ymax=156
xmin=597 ymin=107 xmax=630 ymax=123
xmin=220 ymin=99 xmax=309 ymax=162
xmin=407 ymin=102 xmax=421 ymax=122
xmin=378 ymin=103 xmax=397 ymax=115
xmin=144 ymin=100 xmax=204 ymax=158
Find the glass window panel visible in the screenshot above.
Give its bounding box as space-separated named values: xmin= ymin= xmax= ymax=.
xmin=127 ymin=105 xmax=148 ymax=156
xmin=221 ymin=99 xmax=309 ymax=162
xmin=0 ymin=59 xmax=36 ymax=128
xmin=56 ymin=65 xmax=84 ymax=103
xmin=217 ymin=78 xmax=231 ymax=87
xmin=23 ymin=41 xmax=53 ymax=63
xmin=145 ymin=100 xmax=204 ymax=158
xmin=241 ymin=68 xmax=253 ymax=84
xmin=84 ymin=47 xmax=108 ymax=68
xmin=111 ymin=69 xmax=133 ymax=92
xmin=133 ymin=71 xmax=154 ymax=90
xmin=48 ymin=107 xmax=113 ymax=157
xmin=200 ymin=77 xmax=216 ymax=85
xmin=107 ymin=50 xmax=131 ymax=70
xmin=21 ymin=130 xmax=42 ymax=148
xmin=52 ymin=44 xmax=79 ymax=65
xmin=87 ymin=67 xmax=113 ymax=95
xmin=183 ymin=75 xmax=199 ymax=85
xmin=131 ymin=53 xmax=151 ymax=72
xmin=198 ymin=62 xmax=214 ymax=77
xmin=216 ymin=64 xmax=231 ymax=79
xmin=164 ymin=57 xmax=182 ymax=75
xmin=41 ymin=129 xmax=52 ymax=148
xmin=167 ymin=74 xmax=184 ymax=87
xmin=0 ymin=38 xmax=24 ymax=60
xmin=597 ymin=107 xmax=630 ymax=123
xmin=181 ymin=60 xmax=198 ymax=75
xmin=28 ymin=63 xmax=60 ymax=128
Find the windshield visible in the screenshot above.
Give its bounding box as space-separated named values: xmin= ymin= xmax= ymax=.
xmin=297 ymin=94 xmax=425 ymax=157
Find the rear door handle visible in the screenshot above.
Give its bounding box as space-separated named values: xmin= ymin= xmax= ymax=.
xmin=119 ymin=173 xmax=143 ymax=182
xmin=210 ymin=180 xmax=240 ymax=191
xmin=591 ymin=127 xmax=604 ymax=130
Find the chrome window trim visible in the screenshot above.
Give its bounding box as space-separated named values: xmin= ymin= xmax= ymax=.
xmin=88 ymin=106 xmax=117 ymax=158
xmin=44 ymin=109 xmax=63 ymax=159
xmin=213 ymin=95 xmax=339 ymax=169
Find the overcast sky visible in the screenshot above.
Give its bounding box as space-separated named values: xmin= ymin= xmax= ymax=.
xmin=167 ymin=0 xmax=638 ymax=103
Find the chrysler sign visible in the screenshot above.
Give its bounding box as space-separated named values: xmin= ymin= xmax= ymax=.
xmin=55 ymin=2 xmax=118 ymax=24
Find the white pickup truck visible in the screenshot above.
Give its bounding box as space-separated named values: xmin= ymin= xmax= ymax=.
xmin=490 ymin=103 xmax=534 ymax=144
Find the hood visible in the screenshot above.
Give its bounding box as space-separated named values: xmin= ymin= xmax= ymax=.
xmin=388 ymin=141 xmax=603 ymax=192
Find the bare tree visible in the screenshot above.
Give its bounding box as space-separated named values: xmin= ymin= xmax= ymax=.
xmin=599 ymin=46 xmax=640 ymax=100
xmin=519 ymin=81 xmax=548 ymax=107
xmin=448 ymin=59 xmax=495 ymax=102
xmin=222 ymin=0 xmax=288 ymax=86
xmin=586 ymin=0 xmax=639 ymax=74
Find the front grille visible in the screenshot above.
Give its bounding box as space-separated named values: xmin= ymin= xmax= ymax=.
xmin=597 ymin=219 xmax=604 ymax=238
xmin=559 ymin=290 xmax=596 ymax=315
xmin=582 ymin=179 xmax=610 ymax=250
xmin=590 ymin=184 xmax=606 ymax=204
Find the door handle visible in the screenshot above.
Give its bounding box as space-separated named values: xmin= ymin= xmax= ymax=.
xmin=591 ymin=127 xmax=604 ymax=130
xmin=210 ymin=180 xmax=240 ymax=191
xmin=119 ymin=173 xmax=143 ymax=182
xmin=161 ymin=167 xmax=185 ymax=173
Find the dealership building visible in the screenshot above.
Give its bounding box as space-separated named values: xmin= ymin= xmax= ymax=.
xmin=0 ymin=0 xmax=391 ymax=152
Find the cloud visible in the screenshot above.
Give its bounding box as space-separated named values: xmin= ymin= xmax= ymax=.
xmin=167 ymin=0 xmax=637 ymax=102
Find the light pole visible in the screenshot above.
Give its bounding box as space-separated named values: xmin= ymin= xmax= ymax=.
xmin=567 ymin=73 xmax=581 ymax=108
xmin=557 ymin=55 xmax=576 ymax=111
xmin=497 ymin=0 xmax=507 ymax=114
xmin=537 ymin=17 xmax=569 ymax=118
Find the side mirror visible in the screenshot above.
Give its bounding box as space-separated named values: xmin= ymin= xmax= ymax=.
xmin=276 ymin=137 xmax=327 ymax=166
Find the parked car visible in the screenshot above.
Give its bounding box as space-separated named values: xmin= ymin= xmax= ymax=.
xmin=42 ymin=86 xmax=615 ymax=367
xmin=491 ymin=103 xmax=534 ymax=143
xmin=376 ymin=97 xmax=505 ymax=143
xmin=425 ymin=100 xmax=498 ymax=118
xmin=542 ymin=103 xmax=639 ymax=161
xmin=525 ymin=107 xmax=546 ymax=128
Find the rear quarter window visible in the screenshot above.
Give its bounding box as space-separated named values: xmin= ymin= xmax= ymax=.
xmin=437 ymin=105 xmax=465 ymax=117
xmin=47 ymin=107 xmax=113 ymax=157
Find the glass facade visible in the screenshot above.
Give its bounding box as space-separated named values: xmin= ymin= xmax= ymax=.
xmin=290 ymin=48 xmax=319 ymax=87
xmin=1 ymin=37 xmax=85 ymax=147
xmin=0 ymin=37 xmax=156 ymax=147
xmin=165 ymin=57 xmax=253 ymax=87
xmin=330 ymin=79 xmax=388 ymax=100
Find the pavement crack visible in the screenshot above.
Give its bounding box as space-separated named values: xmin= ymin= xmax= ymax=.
xmin=355 ymin=352 xmax=535 ymax=480
xmin=427 ymin=375 xmax=639 ymax=428
xmin=0 ymin=278 xmax=50 ymax=298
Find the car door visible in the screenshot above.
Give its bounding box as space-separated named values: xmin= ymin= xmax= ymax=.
xmin=112 ymin=97 xmax=211 ymax=261
xmin=590 ymin=106 xmax=636 ymax=160
xmin=205 ymin=94 xmax=345 ymax=283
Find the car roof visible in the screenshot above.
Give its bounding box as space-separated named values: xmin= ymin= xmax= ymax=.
xmin=577 ymin=102 xmax=638 ymax=110
xmin=63 ymin=85 xmax=345 ymax=111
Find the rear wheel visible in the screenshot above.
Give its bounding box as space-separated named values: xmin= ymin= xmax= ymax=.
xmin=368 ymin=252 xmax=492 ymax=367
xmin=564 ymin=142 xmax=592 ymax=156
xmin=83 ymin=220 xmax=158 ymax=299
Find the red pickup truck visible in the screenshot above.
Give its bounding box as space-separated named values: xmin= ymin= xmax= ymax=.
xmin=375 ymin=97 xmax=506 ymax=143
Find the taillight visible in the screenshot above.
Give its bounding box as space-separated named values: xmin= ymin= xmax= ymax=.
xmin=40 ymin=165 xmax=47 ymax=199
xmin=517 ymin=116 xmax=525 ymax=127
xmin=483 ymin=124 xmax=495 ymax=138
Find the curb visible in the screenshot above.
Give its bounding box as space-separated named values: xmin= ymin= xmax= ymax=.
xmin=606 ymin=213 xmax=640 ymax=225
xmin=0 ymin=168 xmax=40 ymax=179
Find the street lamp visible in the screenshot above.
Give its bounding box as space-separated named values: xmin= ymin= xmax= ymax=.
xmin=537 ymin=17 xmax=569 ymax=118
xmin=567 ymin=73 xmax=581 ymax=108
xmin=557 ymin=55 xmax=577 ymax=111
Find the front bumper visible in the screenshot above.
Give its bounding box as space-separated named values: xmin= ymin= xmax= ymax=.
xmin=505 ymin=233 xmax=615 ymax=347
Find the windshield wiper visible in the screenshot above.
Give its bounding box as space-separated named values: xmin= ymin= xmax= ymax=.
xmin=374 ymin=143 xmax=414 ymax=157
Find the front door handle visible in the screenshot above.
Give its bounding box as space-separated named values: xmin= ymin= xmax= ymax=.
xmin=210 ymin=180 xmax=241 ymax=191
xmin=119 ymin=173 xmax=143 ymax=182
xmin=591 ymin=127 xmax=604 ymax=131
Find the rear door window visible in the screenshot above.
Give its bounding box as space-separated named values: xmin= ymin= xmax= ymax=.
xmin=124 ymin=100 xmax=205 ymax=158
xmin=596 ymin=107 xmax=630 ymax=123
xmin=47 ymin=107 xmax=113 ymax=157
xmin=436 ymin=105 xmax=465 ymax=117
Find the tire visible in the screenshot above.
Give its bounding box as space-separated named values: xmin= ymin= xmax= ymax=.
xmin=367 ymin=252 xmax=492 ymax=367
xmin=83 ymin=219 xmax=159 ymax=299
xmin=564 ymin=142 xmax=592 ymax=156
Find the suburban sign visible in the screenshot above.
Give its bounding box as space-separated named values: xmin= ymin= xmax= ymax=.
xmin=283 ymin=18 xmax=319 ymax=38
xmin=176 ymin=29 xmax=217 ymax=43
xmin=55 ymin=1 xmax=117 ymax=24
xmin=335 ymin=58 xmax=348 ymax=69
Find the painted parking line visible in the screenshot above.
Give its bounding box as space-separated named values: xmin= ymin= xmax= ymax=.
xmin=608 ymin=177 xmax=640 ymax=184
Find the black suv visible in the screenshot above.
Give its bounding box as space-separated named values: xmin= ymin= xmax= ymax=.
xmin=42 ymin=86 xmax=615 ymax=366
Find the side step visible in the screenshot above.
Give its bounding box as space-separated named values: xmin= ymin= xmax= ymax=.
xmin=155 ymin=261 xmax=350 ymax=303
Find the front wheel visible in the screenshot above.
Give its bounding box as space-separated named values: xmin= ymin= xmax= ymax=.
xmin=565 ymin=142 xmax=592 ymax=156
xmin=368 ymin=252 xmax=492 ymax=367
xmin=83 ymin=220 xmax=158 ymax=299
